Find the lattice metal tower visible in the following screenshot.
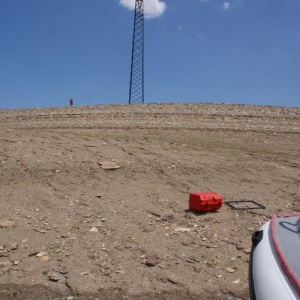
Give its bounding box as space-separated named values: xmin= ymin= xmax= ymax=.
xmin=129 ymin=0 xmax=144 ymax=104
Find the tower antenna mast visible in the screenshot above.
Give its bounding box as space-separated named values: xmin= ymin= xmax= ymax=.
xmin=129 ymin=0 xmax=144 ymax=104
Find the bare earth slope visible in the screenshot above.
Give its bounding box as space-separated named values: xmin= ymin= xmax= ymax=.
xmin=0 ymin=103 xmax=299 ymax=300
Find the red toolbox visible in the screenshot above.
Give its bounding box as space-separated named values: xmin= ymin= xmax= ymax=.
xmin=189 ymin=192 xmax=223 ymax=213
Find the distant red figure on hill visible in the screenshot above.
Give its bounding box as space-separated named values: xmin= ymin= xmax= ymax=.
xmin=69 ymin=98 xmax=73 ymax=107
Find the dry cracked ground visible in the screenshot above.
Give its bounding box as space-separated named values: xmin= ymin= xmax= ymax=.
xmin=0 ymin=103 xmax=299 ymax=300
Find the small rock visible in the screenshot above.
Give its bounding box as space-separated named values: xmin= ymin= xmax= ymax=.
xmin=167 ymin=275 xmax=180 ymax=284
xmin=0 ymin=221 xmax=15 ymax=228
xmin=173 ymin=227 xmax=192 ymax=233
xmin=90 ymin=227 xmax=98 ymax=233
xmin=48 ymin=273 xmax=61 ymax=282
xmin=232 ymin=278 xmax=240 ymax=284
xmin=96 ymin=194 xmax=102 ymax=198
xmin=236 ymin=243 xmax=244 ymax=250
xmin=98 ymin=161 xmax=121 ymax=170
xmin=225 ymin=267 xmax=236 ymax=273
xmin=28 ymin=251 xmax=39 ymax=257
xmin=80 ymin=271 xmax=89 ymax=275
xmin=36 ymin=252 xmax=47 ymax=257
xmin=39 ymin=256 xmax=50 ymax=261
xmin=206 ymin=245 xmax=218 ymax=248
xmin=161 ymin=213 xmax=173 ymax=221
xmin=7 ymin=243 xmax=18 ymax=251
xmin=59 ymin=268 xmax=68 ymax=274
xmin=145 ymin=255 xmax=158 ymax=267
xmin=244 ymin=248 xmax=252 ymax=254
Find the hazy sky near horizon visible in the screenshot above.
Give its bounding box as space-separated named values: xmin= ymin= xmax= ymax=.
xmin=0 ymin=0 xmax=299 ymax=109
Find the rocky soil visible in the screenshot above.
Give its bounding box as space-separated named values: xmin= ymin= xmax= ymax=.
xmin=0 ymin=103 xmax=299 ymax=300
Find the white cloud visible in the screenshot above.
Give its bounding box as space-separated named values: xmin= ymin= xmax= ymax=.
xmin=223 ymin=2 xmax=231 ymax=10
xmin=178 ymin=25 xmax=183 ymax=30
xmin=119 ymin=0 xmax=167 ymax=19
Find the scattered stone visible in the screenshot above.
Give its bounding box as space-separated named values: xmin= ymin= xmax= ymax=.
xmin=161 ymin=213 xmax=173 ymax=221
xmin=96 ymin=194 xmax=102 ymax=198
xmin=48 ymin=273 xmax=61 ymax=282
xmin=7 ymin=243 xmax=18 ymax=251
xmin=98 ymin=161 xmax=121 ymax=170
xmin=232 ymin=278 xmax=240 ymax=284
xmin=80 ymin=271 xmax=89 ymax=275
xmin=145 ymin=255 xmax=158 ymax=267
xmin=236 ymin=243 xmax=244 ymax=250
xmin=0 ymin=221 xmax=15 ymax=228
xmin=244 ymin=248 xmax=252 ymax=254
xmin=206 ymin=245 xmax=219 ymax=248
xmin=35 ymin=228 xmax=47 ymax=233
xmin=226 ymin=267 xmax=236 ymax=273
xmin=0 ymin=252 xmax=9 ymax=257
xmin=28 ymin=251 xmax=40 ymax=257
xmin=173 ymin=227 xmax=192 ymax=233
xmin=36 ymin=252 xmax=47 ymax=257
xmin=90 ymin=227 xmax=98 ymax=233
xmin=167 ymin=275 xmax=179 ymax=284
xmin=216 ymin=274 xmax=223 ymax=278
xmin=59 ymin=268 xmax=68 ymax=274
xmin=39 ymin=256 xmax=50 ymax=261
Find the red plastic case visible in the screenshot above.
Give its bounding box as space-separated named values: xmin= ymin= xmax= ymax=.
xmin=189 ymin=192 xmax=223 ymax=213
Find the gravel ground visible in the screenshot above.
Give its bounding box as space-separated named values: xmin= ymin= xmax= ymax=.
xmin=0 ymin=103 xmax=299 ymax=300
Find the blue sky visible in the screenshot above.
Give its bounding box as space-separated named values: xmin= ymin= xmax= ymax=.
xmin=0 ymin=0 xmax=299 ymax=109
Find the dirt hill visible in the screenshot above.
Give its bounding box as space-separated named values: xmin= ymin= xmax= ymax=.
xmin=0 ymin=103 xmax=299 ymax=300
